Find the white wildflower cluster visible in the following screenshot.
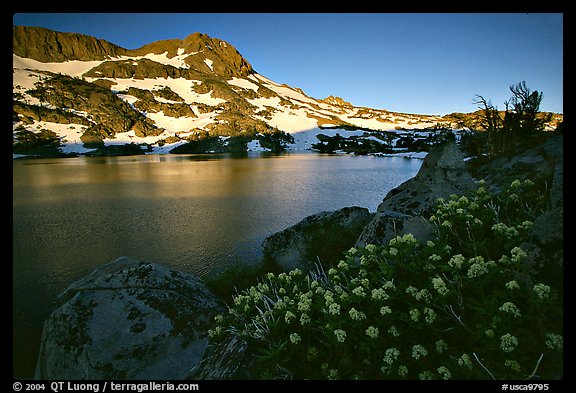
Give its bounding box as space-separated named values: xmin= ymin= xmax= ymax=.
xmin=505 ymin=360 xmax=521 ymax=372
xmin=328 ymin=302 xmax=341 ymax=315
xmin=508 ymin=193 xmax=519 ymax=202
xmin=365 ymin=244 xmax=377 ymax=253
xmin=334 ymin=329 xmax=347 ymax=343
xmin=491 ymin=222 xmax=519 ymax=239
xmin=324 ymin=291 xmax=335 ymax=306
xmin=419 ymin=370 xmax=435 ymax=380
xmin=208 ymin=326 xmax=223 ymax=338
xmin=500 ymin=333 xmax=519 ymax=353
xmin=365 ymin=326 xmax=379 ymax=339
xmin=423 ymin=307 xmax=436 ymax=324
xmin=380 ymin=306 xmax=392 ymax=316
xmin=349 ymin=307 xmax=366 ymax=321
xmin=499 ymin=302 xmax=522 ymax=318
xmin=505 ymin=280 xmax=520 ymax=290
xmin=327 ymin=369 xmax=339 ymax=380
xmin=519 ymin=220 xmax=533 ymax=230
xmin=285 ymin=310 xmax=296 ymax=324
xmin=510 ymin=247 xmax=527 ymax=263
xmin=277 ymin=272 xmax=290 ymax=282
xmin=457 ymin=353 xmax=473 ymax=369
xmin=533 ymin=283 xmax=551 ymax=300
xmin=232 ymin=294 xmax=251 ymax=312
xmin=409 ymin=308 xmax=420 ymax=322
xmin=406 ymin=286 xmax=432 ymax=302
xmin=382 ymin=347 xmax=400 ymax=367
xmin=289 ymin=333 xmax=301 ymax=344
xmin=545 ymin=333 xmax=563 ymax=351
xmin=337 ymin=260 xmax=349 ymax=271
xmin=467 ymin=256 xmax=490 ymax=278
xmin=428 ymin=254 xmax=442 ymax=262
xmin=510 ymin=179 xmax=522 ymax=189
xmin=406 ymin=286 xmax=418 ymax=296
xmin=435 ymin=339 xmax=448 ymax=354
xmin=389 ymin=233 xmax=417 ymax=247
xmin=289 ymin=268 xmax=302 ymax=277
xmin=437 ymin=366 xmax=452 ymax=380
xmin=352 ymin=286 xmax=366 ymax=298
xmin=388 ymin=325 xmax=400 ymax=337
xmin=371 ymin=287 xmax=389 ymax=300
xmin=297 ymin=292 xmax=312 ymax=312
xmin=383 ymin=280 xmax=396 ymax=291
xmin=300 ymin=313 xmax=311 ymax=325
xmin=448 ymin=254 xmax=465 ymax=269
xmin=432 ymin=276 xmax=450 ymax=296
xmin=411 ymin=344 xmax=428 ymax=360
xmin=397 ymin=365 xmax=409 ymax=377
xmin=347 ymin=247 xmax=358 ymax=256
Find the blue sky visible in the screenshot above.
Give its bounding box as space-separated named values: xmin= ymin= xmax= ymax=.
xmin=13 ymin=13 xmax=563 ymax=115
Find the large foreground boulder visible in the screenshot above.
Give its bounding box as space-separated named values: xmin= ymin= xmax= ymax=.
xmin=357 ymin=142 xmax=475 ymax=247
xmin=35 ymin=257 xmax=221 ymax=380
xmin=263 ymin=206 xmax=374 ymax=272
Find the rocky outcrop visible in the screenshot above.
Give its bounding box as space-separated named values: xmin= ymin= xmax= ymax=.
xmin=263 ymin=207 xmax=374 ymax=272
xmin=468 ymin=134 xmax=563 ymax=248
xmin=357 ymin=142 xmax=475 ymax=247
xmin=35 ymin=257 xmax=221 ymax=380
xmin=13 ymin=101 xmax=92 ymax=126
xmin=83 ymin=59 xmax=202 ymax=80
xmin=25 ymin=72 xmax=161 ymax=145
xmin=126 ymin=87 xmax=196 ymax=118
xmin=321 ymin=95 xmax=352 ymax=107
xmin=13 ymin=26 xmax=126 ymax=62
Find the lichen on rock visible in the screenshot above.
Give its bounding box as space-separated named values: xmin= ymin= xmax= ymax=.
xmin=35 ymin=256 xmax=222 ymax=380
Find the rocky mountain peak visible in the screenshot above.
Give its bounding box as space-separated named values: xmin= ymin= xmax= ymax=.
xmin=179 ymin=32 xmax=254 ymax=77
xmin=131 ymin=31 xmax=254 ymax=77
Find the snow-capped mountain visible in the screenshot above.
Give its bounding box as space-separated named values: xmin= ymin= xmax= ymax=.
xmin=13 ymin=26 xmax=560 ymax=158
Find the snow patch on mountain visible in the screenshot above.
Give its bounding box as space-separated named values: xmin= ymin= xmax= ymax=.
xmin=227 ymin=77 xmax=259 ymax=92
xmin=265 ymin=109 xmax=319 ymax=133
xmin=122 ymin=51 xmax=190 ymax=69
xmin=102 ymin=77 xmax=225 ymax=106
xmin=13 ymin=54 xmax=102 ymax=77
xmin=204 ymin=58 xmax=214 ymax=71
xmin=146 ymin=111 xmax=198 ymax=132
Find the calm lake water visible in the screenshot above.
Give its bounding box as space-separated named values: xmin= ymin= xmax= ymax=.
xmin=13 ymin=152 xmax=422 ymax=378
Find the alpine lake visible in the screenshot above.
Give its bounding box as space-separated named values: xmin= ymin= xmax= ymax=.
xmin=13 ymin=151 xmax=423 ymax=378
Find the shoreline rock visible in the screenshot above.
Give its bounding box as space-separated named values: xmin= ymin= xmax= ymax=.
xmin=357 ymin=141 xmax=475 ymax=247
xmin=262 ymin=206 xmax=374 ymax=272
xmin=35 ymin=257 xmax=221 ymax=380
